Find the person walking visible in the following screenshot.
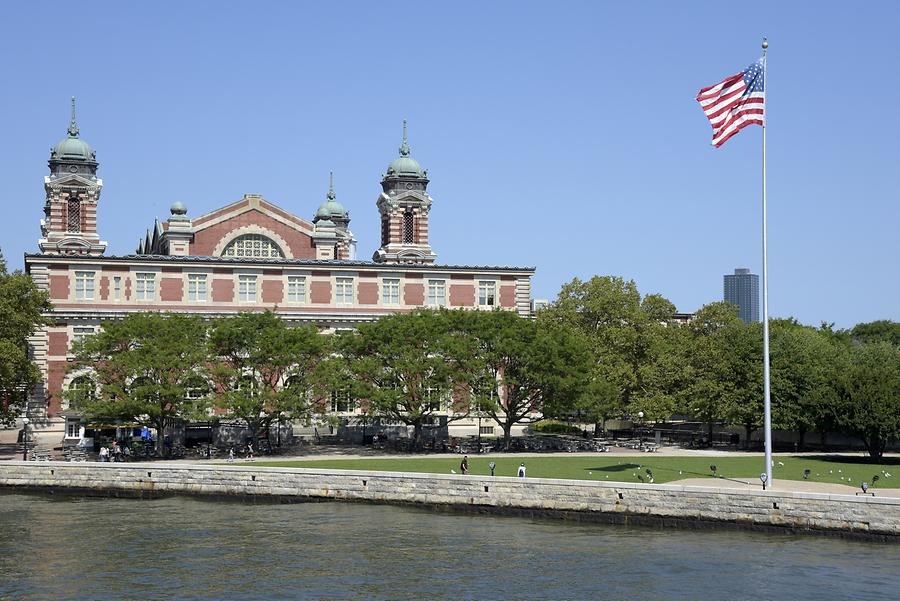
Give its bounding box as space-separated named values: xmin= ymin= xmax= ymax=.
xmin=246 ymin=441 xmax=254 ymax=461
xmin=99 ymin=446 xmax=109 ymax=462
xmin=460 ymin=455 xmax=469 ymax=475
xmin=227 ymin=447 xmax=235 ymax=462
xmin=517 ymin=462 xmax=526 ymax=478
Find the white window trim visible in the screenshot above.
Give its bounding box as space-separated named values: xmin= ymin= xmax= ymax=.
xmin=426 ymin=278 xmax=448 ymax=307
xmin=237 ymin=274 xmax=259 ymax=303
xmin=334 ymin=275 xmax=355 ymax=305
xmin=381 ymin=276 xmax=402 ymax=306
xmin=286 ymin=274 xmax=308 ymax=304
xmin=186 ymin=273 xmax=209 ymax=303
xmin=74 ymin=271 xmax=95 ymax=301
xmin=477 ymin=279 xmax=498 ymax=308
xmin=134 ymin=272 xmax=157 ymax=302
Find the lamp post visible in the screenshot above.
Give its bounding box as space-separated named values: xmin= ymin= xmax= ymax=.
xmin=21 ymin=417 xmax=30 ymax=461
xmin=637 ymin=411 xmax=644 ymax=447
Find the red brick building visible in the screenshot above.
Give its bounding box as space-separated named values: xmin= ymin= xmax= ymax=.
xmin=25 ymin=107 xmax=534 ymax=438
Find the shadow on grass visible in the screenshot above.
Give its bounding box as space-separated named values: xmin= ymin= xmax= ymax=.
xmin=588 ymin=463 xmax=640 ymax=473
xmin=802 ymin=455 xmax=900 ymax=466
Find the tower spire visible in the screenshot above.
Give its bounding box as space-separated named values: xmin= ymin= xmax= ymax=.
xmin=399 ymin=119 xmax=410 ymax=157
xmin=67 ymin=97 xmax=79 ymax=137
xmin=327 ymin=171 xmax=335 ymax=200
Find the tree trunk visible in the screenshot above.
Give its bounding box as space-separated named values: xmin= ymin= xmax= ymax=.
xmin=156 ymin=418 xmax=166 ymax=458
xmin=867 ymin=436 xmax=884 ymax=461
xmin=412 ymin=422 xmax=422 ymax=451
xmin=707 ymin=421 xmax=714 ymax=448
xmin=797 ymin=427 xmax=807 ymax=452
xmin=744 ymin=424 xmax=755 ymax=451
xmin=503 ymin=421 xmax=513 ymax=451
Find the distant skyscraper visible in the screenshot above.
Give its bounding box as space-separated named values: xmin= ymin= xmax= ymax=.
xmin=724 ymin=268 xmax=760 ymax=324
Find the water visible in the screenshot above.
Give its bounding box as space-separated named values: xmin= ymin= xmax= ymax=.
xmin=0 ymin=493 xmax=897 ymax=601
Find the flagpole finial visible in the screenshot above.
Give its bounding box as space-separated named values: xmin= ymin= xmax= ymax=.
xmin=762 ymin=38 xmax=768 ymax=50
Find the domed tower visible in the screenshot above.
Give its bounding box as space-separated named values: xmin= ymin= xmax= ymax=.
xmin=313 ymin=173 xmax=356 ymax=260
xmin=372 ymin=121 xmax=436 ymax=264
xmin=39 ymin=98 xmax=107 ymax=255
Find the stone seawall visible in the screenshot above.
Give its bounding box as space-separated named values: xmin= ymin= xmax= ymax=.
xmin=2 ymin=462 xmax=898 ymax=538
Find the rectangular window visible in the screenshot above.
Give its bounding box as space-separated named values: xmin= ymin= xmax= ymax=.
xmin=66 ymin=421 xmax=81 ymax=439
xmin=427 ymin=279 xmax=446 ymax=306
xmin=331 ymin=390 xmax=354 ymax=413
xmin=187 ymin=274 xmax=208 ymax=302
xmin=287 ymin=275 xmax=307 ymax=303
xmin=479 ymin=425 xmax=494 ymax=435
xmin=113 ymin=276 xmax=122 ymax=301
xmin=335 ymin=277 xmax=354 ymax=304
xmin=135 ymin=273 xmax=156 ymax=301
xmin=74 ymin=271 xmax=95 ymax=300
xmin=238 ymin=275 xmax=258 ymax=302
xmin=478 ymin=281 xmax=496 ymax=307
xmin=72 ymin=326 xmax=95 ymax=345
xmin=382 ymin=278 xmax=400 ymax=304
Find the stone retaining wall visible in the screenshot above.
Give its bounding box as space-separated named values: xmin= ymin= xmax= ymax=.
xmin=1 ymin=462 xmax=898 ymax=538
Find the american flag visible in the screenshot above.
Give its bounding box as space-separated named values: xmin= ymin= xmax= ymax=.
xmin=697 ymin=59 xmax=765 ymax=147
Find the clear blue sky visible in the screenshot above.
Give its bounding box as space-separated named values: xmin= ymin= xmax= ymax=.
xmin=2 ymin=1 xmax=897 ymax=329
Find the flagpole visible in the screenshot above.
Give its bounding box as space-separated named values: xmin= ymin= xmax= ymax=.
xmin=761 ymin=37 xmax=773 ymax=487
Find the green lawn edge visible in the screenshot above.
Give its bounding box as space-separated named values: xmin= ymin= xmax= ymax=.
xmin=243 ymin=455 xmax=898 ymax=487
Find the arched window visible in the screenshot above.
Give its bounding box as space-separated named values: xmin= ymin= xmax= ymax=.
xmin=403 ymin=211 xmax=415 ymax=244
xmin=222 ymin=234 xmax=284 ymax=259
xmin=67 ymin=197 xmax=81 ymax=233
xmin=68 ymin=375 xmax=95 ymax=409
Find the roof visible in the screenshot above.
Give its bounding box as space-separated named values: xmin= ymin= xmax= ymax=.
xmin=24 ymin=253 xmax=536 ymax=273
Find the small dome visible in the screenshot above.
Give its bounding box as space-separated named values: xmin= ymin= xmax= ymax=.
xmin=52 ymin=136 xmax=95 ymax=162
xmin=314 ymin=173 xmax=347 ymax=221
xmin=387 ymin=155 xmax=424 ymax=178
xmin=170 ymin=201 xmax=188 ymax=215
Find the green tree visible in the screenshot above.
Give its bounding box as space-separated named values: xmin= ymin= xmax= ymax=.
xmin=0 ymin=251 xmax=52 ymax=425
xmin=543 ymin=276 xmax=682 ymax=429
xmin=850 ymin=320 xmax=900 ymax=347
xmin=207 ymin=311 xmax=327 ymax=442
xmin=769 ymin=319 xmax=843 ymax=449
xmin=458 ymin=310 xmax=594 ymax=449
xmin=338 ymin=309 xmax=475 ymax=449
xmin=832 ymin=342 xmax=900 ymax=460
xmin=69 ymin=312 xmax=209 ymax=456
xmin=679 ymin=302 xmax=746 ymax=444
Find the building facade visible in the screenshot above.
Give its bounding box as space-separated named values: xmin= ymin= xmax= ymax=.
xmin=723 ymin=267 xmax=760 ymax=324
xmin=24 ymin=107 xmax=534 ymax=440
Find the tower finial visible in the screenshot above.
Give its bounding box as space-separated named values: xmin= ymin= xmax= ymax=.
xmin=399 ymin=119 xmax=410 ymax=157
xmin=67 ymin=96 xmax=79 ymax=137
xmin=327 ymin=171 xmax=336 ymax=200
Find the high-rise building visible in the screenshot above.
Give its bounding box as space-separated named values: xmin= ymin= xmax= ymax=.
xmin=723 ymin=268 xmax=759 ymax=324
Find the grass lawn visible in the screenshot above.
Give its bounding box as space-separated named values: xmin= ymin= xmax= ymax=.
xmin=249 ymin=454 xmax=899 ymax=488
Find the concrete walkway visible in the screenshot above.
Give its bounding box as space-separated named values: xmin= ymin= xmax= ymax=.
xmin=671 ymin=476 xmax=900 ymax=498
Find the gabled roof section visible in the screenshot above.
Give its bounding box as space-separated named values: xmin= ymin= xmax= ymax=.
xmin=191 ymin=194 xmax=314 ymax=234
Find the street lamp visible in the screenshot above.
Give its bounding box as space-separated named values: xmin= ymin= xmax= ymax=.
xmin=637 ymin=411 xmax=644 ymax=447
xmin=21 ymin=417 xmax=30 ymax=461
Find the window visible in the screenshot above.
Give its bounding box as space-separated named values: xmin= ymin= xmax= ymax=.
xmin=287 ymin=276 xmax=307 ymax=303
xmin=72 ymin=326 xmax=95 ymax=346
xmin=74 ymin=271 xmax=95 ymax=300
xmin=331 ymin=390 xmax=354 ymax=413
xmin=238 ymin=275 xmax=258 ymax=302
xmin=135 ymin=273 xmax=156 ymax=301
xmin=68 ymin=376 xmax=94 ymax=410
xmin=479 ymin=425 xmax=494 ymax=435
xmin=403 ymin=211 xmax=415 ymax=244
xmin=222 ymin=234 xmax=284 ymax=258
xmin=478 ymin=281 xmax=496 ymax=307
xmin=66 ymin=419 xmax=81 ymax=439
xmin=425 ymin=388 xmax=442 ymax=412
xmin=67 ymin=197 xmax=81 ymax=233
xmin=113 ymin=276 xmax=122 ymax=301
xmin=335 ymin=277 xmax=354 ymax=304
xmin=427 ymin=279 xmax=446 ymax=306
xmin=382 ymin=278 xmax=400 ymax=304
xmin=187 ymin=274 xmax=208 ymax=302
